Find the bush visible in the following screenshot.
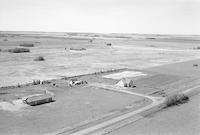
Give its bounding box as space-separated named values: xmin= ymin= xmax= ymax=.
xmin=147 ymin=38 xmax=156 ymax=39
xmin=33 ymin=80 xmax=41 ymax=85
xmin=19 ymin=43 xmax=34 ymax=47
xmin=8 ymin=48 xmax=30 ymax=53
xmin=70 ymin=47 xmax=86 ymax=51
xmin=3 ymin=39 xmax=8 ymax=41
xmin=106 ymin=43 xmax=112 ymax=46
xmin=196 ymin=46 xmax=200 ymax=49
xmin=41 ymin=80 xmax=51 ymax=84
xmin=17 ymin=83 xmax=21 ymax=88
xmin=193 ymin=46 xmax=200 ymax=50
xmin=193 ymin=64 xmax=198 ymax=67
xmin=165 ymin=93 xmax=189 ymax=107
xmin=34 ymin=56 xmax=45 ymax=61
xmin=148 ymin=45 xmax=156 ymax=47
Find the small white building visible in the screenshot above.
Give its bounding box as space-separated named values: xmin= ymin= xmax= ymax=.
xmin=116 ymin=78 xmax=135 ymax=88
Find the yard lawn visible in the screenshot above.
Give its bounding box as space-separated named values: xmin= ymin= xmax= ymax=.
xmin=109 ymin=93 xmax=200 ymax=135
xmin=0 ymin=85 xmax=147 ymax=135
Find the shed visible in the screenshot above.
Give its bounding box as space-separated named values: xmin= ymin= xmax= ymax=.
xmin=106 ymin=43 xmax=112 ymax=46
xmin=116 ymin=78 xmax=135 ymax=88
xmin=24 ymin=94 xmax=53 ymax=106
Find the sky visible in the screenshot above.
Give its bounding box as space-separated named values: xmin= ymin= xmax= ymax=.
xmin=0 ymin=0 xmax=199 ymax=35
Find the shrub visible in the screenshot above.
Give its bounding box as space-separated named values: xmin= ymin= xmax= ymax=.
xmin=3 ymin=39 xmax=8 ymax=41
xmin=196 ymin=46 xmax=200 ymax=49
xmin=106 ymin=43 xmax=112 ymax=46
xmin=8 ymin=48 xmax=30 ymax=53
xmin=70 ymin=47 xmax=86 ymax=51
xmin=193 ymin=46 xmax=200 ymax=50
xmin=19 ymin=43 xmax=34 ymax=47
xmin=89 ymin=39 xmax=93 ymax=43
xmin=17 ymin=83 xmax=21 ymax=88
xmin=147 ymin=38 xmax=156 ymax=39
xmin=33 ymin=80 xmax=41 ymax=85
xmin=34 ymin=56 xmax=45 ymax=61
xmin=165 ymin=93 xmax=189 ymax=107
xmin=193 ymin=64 xmax=198 ymax=67
xmin=41 ymin=80 xmax=51 ymax=84
xmin=148 ymin=45 xmax=156 ymax=47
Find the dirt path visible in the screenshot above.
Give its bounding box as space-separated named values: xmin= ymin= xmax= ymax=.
xmin=90 ymin=83 xmax=162 ymax=102
xmin=51 ymin=83 xmax=163 ymax=135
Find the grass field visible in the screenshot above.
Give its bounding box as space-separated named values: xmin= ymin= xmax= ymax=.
xmin=0 ymin=85 xmax=148 ymax=134
xmin=109 ymin=93 xmax=200 ymax=135
xmin=0 ymin=32 xmax=200 ymax=135
xmin=0 ymin=32 xmax=200 ymax=86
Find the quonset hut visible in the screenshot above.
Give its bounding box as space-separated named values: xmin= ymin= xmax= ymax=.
xmin=24 ymin=94 xmax=53 ymax=106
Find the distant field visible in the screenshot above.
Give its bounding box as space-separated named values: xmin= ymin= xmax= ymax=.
xmin=0 ymin=32 xmax=200 ymax=87
xmin=0 ymin=34 xmax=200 ymax=135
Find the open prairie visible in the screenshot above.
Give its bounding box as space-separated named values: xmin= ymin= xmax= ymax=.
xmin=0 ymin=32 xmax=200 ymax=135
xmin=0 ymin=32 xmax=200 ymax=86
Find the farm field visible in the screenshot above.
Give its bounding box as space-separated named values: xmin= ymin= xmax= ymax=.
xmin=0 ymin=32 xmax=200 ymax=86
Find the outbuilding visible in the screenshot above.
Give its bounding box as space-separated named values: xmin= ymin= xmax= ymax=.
xmin=116 ymin=78 xmax=135 ymax=88
xmin=67 ymin=78 xmax=87 ymax=86
xmin=24 ymin=94 xmax=53 ymax=106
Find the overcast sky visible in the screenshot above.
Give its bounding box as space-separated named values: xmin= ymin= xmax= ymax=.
xmin=0 ymin=0 xmax=199 ymax=34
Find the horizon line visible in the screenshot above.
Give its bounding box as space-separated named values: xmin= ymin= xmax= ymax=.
xmin=0 ymin=30 xmax=199 ymax=36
